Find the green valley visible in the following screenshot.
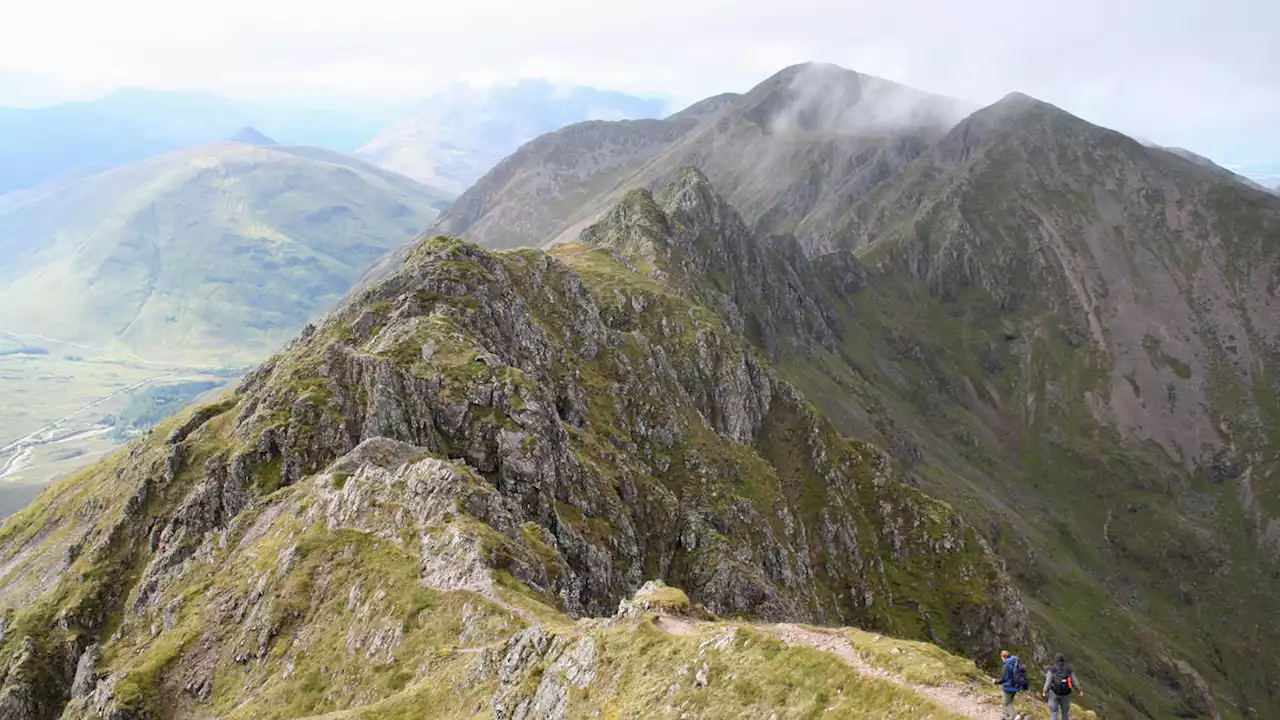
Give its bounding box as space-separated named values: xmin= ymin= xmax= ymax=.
xmin=0 ymin=334 xmax=233 ymax=515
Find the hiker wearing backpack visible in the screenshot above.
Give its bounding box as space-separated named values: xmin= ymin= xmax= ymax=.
xmin=993 ymin=650 xmax=1029 ymax=719
xmin=1043 ymin=653 xmax=1084 ymax=719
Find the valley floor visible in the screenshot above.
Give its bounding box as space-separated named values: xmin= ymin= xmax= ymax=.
xmin=0 ymin=332 xmax=233 ymax=514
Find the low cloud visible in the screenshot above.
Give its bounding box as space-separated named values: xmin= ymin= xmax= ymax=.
xmin=765 ymin=63 xmax=973 ymax=137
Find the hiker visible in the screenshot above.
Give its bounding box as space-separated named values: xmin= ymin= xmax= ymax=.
xmin=1043 ymin=653 xmax=1084 ymax=719
xmin=993 ymin=650 xmax=1029 ymax=719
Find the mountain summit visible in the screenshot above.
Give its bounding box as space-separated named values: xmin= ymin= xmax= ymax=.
xmin=434 ymin=63 xmax=974 ymax=253
xmin=228 ymin=126 xmax=278 ymax=146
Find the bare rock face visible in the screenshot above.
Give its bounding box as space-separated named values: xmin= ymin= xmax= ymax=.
xmin=492 ymin=628 xmax=598 ymax=720
xmin=1167 ymin=658 xmax=1219 ymax=719
xmin=70 ymin=644 xmax=100 ymax=699
xmin=0 ymin=637 xmax=63 ymax=720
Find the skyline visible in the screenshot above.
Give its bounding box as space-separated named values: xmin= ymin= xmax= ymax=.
xmin=2 ymin=0 xmax=1276 ymax=183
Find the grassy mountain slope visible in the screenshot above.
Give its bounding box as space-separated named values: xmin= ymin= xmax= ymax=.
xmin=0 ymin=141 xmax=449 ymax=366
xmin=434 ymin=63 xmax=973 ymax=252
xmin=772 ymin=93 xmax=1280 ymax=718
xmin=0 ymin=174 xmax=1036 ymax=719
xmin=356 ymin=80 xmax=666 ymax=195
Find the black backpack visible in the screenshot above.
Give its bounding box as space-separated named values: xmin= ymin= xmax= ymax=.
xmin=1012 ymin=661 xmax=1029 ymax=691
xmin=1051 ymin=667 xmax=1074 ymax=696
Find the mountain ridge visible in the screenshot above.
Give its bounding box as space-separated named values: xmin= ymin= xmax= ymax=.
xmin=425 ymin=65 xmax=1280 ymax=717
xmin=798 ymin=85 xmax=1280 ymax=718
xmin=2 ymin=61 xmax=1278 ymax=719
xmin=434 ymin=62 xmax=975 ymax=253
xmin=1143 ymin=143 xmax=1275 ymax=194
xmin=0 ymin=171 xmax=1036 ymax=719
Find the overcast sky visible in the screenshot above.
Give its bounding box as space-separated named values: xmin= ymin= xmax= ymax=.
xmin=1 ymin=0 xmax=1275 ymax=181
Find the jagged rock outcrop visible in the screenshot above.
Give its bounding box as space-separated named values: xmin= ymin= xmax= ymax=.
xmin=613 ymin=580 xmax=697 ymax=620
xmin=489 ymin=628 xmax=598 ymax=720
xmin=580 ymin=167 xmax=849 ymax=361
xmin=228 ymin=170 xmax=1028 ymax=637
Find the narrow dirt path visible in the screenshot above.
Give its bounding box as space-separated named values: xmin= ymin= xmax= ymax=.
xmin=770 ymin=623 xmax=1003 ymax=720
xmin=653 ymin=615 xmax=698 ymax=636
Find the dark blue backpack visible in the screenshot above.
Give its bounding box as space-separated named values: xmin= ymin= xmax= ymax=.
xmin=1012 ymin=661 xmax=1029 ymax=691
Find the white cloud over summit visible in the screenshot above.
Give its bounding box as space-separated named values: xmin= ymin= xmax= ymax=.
xmin=2 ymin=0 xmax=1275 ymax=176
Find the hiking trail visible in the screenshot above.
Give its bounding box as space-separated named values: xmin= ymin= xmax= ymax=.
xmin=649 ymin=612 xmax=1006 ymax=719
xmin=769 ymin=623 xmax=1003 ymax=719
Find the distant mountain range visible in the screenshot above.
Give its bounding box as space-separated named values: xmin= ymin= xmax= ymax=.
xmin=0 ymin=140 xmax=449 ymax=365
xmin=229 ymin=126 xmax=279 ymax=146
xmin=0 ymin=81 xmax=667 ymax=496
xmin=0 ymin=89 xmax=394 ymax=196
xmin=355 ymin=80 xmax=667 ymax=195
xmin=0 ymin=82 xmax=669 ymax=204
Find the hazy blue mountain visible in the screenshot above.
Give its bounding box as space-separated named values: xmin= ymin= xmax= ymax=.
xmin=0 ymin=89 xmax=391 ymax=195
xmin=356 ymin=79 xmax=667 ymax=194
xmin=229 ymin=126 xmax=279 ymax=146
